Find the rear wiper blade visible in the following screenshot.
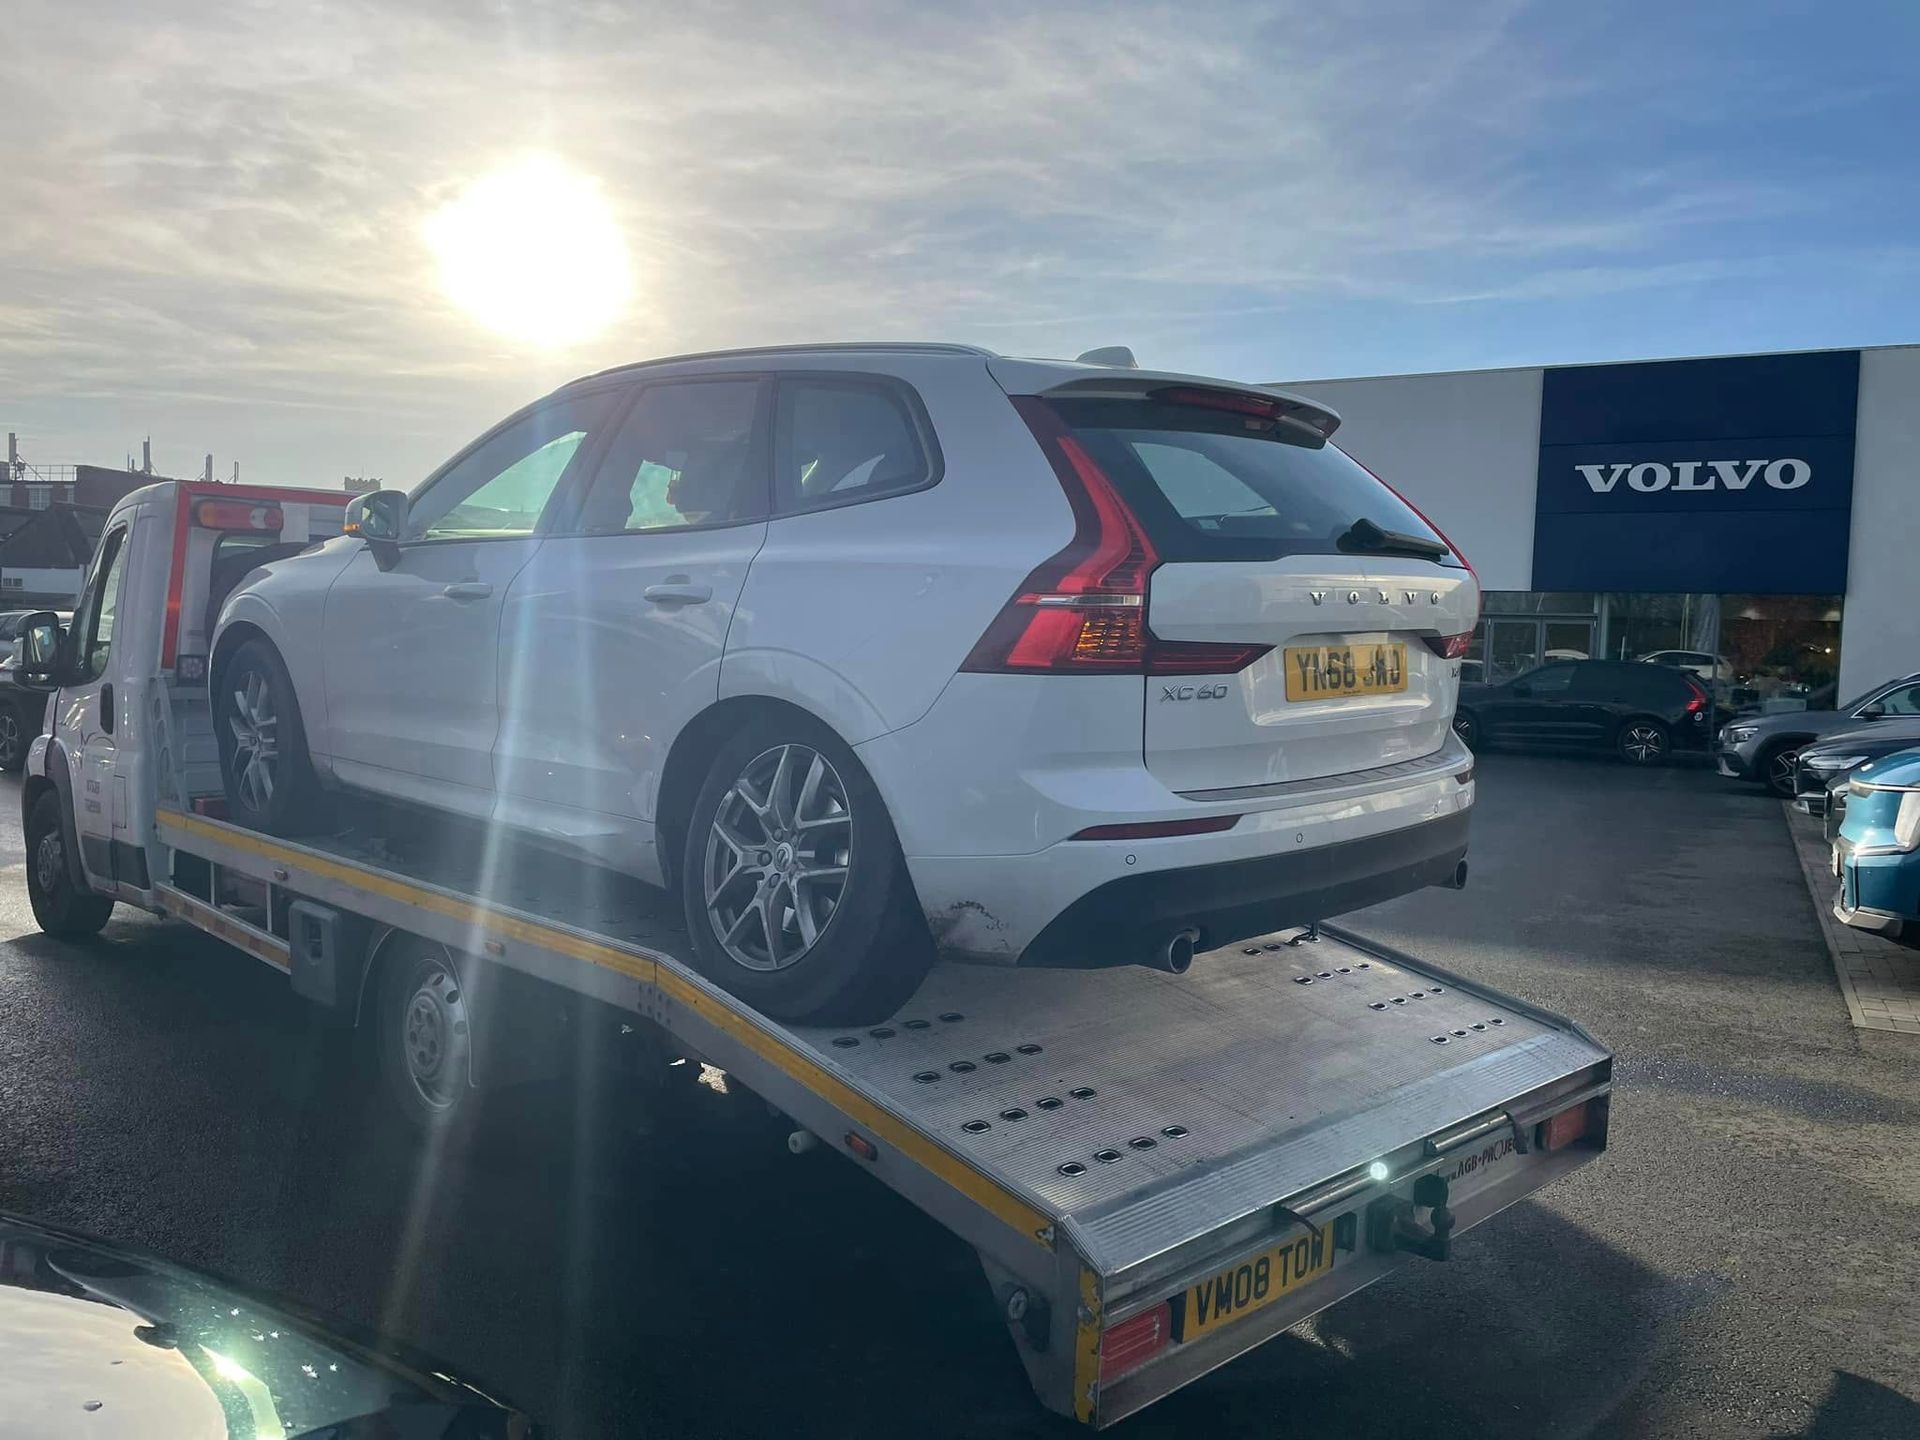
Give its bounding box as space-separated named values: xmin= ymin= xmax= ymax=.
xmin=1336 ymin=516 xmax=1449 ymax=560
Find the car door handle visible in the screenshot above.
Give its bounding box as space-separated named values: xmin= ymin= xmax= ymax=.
xmin=643 ymin=582 xmax=713 ymax=606
xmin=442 ymin=581 xmax=494 ymax=601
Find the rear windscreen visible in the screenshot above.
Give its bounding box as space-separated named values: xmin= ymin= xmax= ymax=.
xmin=1046 ymin=397 xmax=1463 ymax=566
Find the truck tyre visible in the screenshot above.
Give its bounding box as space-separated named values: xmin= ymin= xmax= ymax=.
xmin=373 ymin=936 xmax=478 ymax=1138
xmin=215 ymin=637 xmax=324 ymax=836
xmin=26 ymin=789 xmax=112 ymax=938
xmin=681 ymin=712 xmax=932 ymax=1023
xmin=0 ymin=698 xmax=29 ymax=773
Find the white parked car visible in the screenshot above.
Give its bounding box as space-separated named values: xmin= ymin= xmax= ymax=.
xmin=212 ymin=343 xmax=1480 ymax=1019
xmin=1637 ymin=649 xmax=1733 ymax=683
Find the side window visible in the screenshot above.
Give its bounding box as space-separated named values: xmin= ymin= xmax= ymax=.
xmin=773 ymin=378 xmax=934 ymax=514
xmin=407 ymin=392 xmax=611 ymax=541
xmin=1873 ymin=683 xmax=1920 ymax=716
xmin=1520 ymin=664 xmax=1575 ymax=696
xmin=572 ymin=380 xmax=765 ymax=535
xmin=71 ymin=527 xmax=129 ymax=684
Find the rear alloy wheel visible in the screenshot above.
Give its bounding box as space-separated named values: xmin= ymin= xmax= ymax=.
xmin=0 ymin=701 xmax=26 ymax=773
xmin=25 ymin=789 xmax=113 ymax=938
xmin=215 ymin=638 xmax=323 ymax=835
xmin=1617 ymin=719 xmax=1670 ymax=765
xmin=1452 ymin=708 xmax=1479 ymax=749
xmin=1764 ymin=745 xmax=1802 ymax=799
xmin=683 ymin=714 xmax=932 ymax=1022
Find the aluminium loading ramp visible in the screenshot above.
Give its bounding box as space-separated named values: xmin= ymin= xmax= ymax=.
xmin=152 ymin=803 xmax=1612 ymax=1426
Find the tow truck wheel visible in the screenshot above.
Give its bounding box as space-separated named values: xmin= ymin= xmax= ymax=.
xmin=215 ymin=637 xmax=322 ymax=836
xmin=25 ymin=790 xmax=112 ymax=938
xmin=373 ymin=937 xmax=477 ymax=1137
xmin=681 ymin=712 xmax=932 ymax=1023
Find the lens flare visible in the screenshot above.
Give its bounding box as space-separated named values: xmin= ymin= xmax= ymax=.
xmin=426 ymin=155 xmax=632 ymax=346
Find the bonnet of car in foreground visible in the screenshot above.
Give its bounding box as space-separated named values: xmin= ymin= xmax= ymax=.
xmin=0 ymin=1210 xmax=533 ymax=1439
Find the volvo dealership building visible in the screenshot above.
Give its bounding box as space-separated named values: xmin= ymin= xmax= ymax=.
xmin=1278 ymin=344 xmax=1918 ymax=706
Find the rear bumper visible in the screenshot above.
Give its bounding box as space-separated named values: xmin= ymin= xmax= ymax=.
xmin=1022 ymin=809 xmax=1469 ymax=967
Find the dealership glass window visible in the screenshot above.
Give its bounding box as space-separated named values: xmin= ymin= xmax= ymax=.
xmin=1467 ymin=592 xmax=1597 ymax=685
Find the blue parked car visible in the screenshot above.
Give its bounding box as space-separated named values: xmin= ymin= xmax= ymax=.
xmin=1833 ymin=747 xmax=1920 ymax=947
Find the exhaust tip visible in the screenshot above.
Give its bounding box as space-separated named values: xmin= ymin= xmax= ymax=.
xmin=1441 ymin=859 xmax=1470 ymax=890
xmin=1156 ymin=928 xmax=1200 ymax=975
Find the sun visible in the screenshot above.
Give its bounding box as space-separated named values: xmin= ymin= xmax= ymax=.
xmin=426 ymin=155 xmax=632 ymax=346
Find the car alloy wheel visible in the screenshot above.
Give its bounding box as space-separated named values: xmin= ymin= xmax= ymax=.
xmin=1452 ymin=711 xmax=1476 ymax=747
xmin=1768 ymin=748 xmax=1800 ymax=796
xmin=1621 ymin=723 xmax=1668 ymax=763
xmin=227 ymin=668 xmax=280 ymax=813
xmin=703 ymin=743 xmax=853 ymax=973
xmin=0 ymin=709 xmax=21 ymax=768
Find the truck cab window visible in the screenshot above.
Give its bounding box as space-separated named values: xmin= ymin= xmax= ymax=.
xmin=71 ymin=527 xmax=128 ymax=683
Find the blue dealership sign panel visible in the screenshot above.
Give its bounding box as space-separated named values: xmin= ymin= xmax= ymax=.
xmin=1533 ymin=350 xmax=1859 ymax=594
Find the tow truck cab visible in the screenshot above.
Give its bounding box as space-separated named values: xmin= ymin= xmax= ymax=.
xmin=21 ymin=482 xmax=349 ymax=907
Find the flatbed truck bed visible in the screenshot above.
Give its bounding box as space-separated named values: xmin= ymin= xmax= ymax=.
xmin=151 ymin=800 xmax=1610 ymax=1425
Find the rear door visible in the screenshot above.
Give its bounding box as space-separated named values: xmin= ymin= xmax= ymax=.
xmin=493 ymin=377 xmax=769 ymax=876
xmin=1043 ymin=394 xmax=1477 ymax=792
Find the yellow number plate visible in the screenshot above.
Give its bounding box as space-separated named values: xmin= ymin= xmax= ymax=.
xmin=1178 ymin=1223 xmax=1342 ymax=1342
xmin=1284 ymin=642 xmax=1409 ymax=702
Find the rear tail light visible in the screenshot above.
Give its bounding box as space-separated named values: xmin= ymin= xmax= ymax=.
xmin=1070 ymin=815 xmax=1240 ymax=841
xmin=1149 ymin=385 xmax=1284 ymax=419
xmin=1099 ymin=1301 xmax=1172 ymax=1383
xmin=1538 ymin=1100 xmax=1596 ymax=1152
xmin=1424 ymin=633 xmax=1474 ymax=660
xmin=1684 ymin=679 xmax=1709 ymax=714
xmin=960 ymin=399 xmax=1270 ymax=677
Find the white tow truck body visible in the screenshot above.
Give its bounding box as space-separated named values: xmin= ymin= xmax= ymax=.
xmin=22 ymin=480 xmax=1612 ymax=1425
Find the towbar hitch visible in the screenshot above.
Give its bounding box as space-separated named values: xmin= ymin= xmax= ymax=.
xmin=1365 ymin=1173 xmax=1456 ymax=1261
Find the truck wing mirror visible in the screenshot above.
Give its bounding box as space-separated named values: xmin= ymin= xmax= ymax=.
xmin=15 ymin=611 xmax=66 ymax=691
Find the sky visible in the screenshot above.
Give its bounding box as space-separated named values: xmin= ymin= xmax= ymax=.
xmin=2 ymin=0 xmax=1917 ymax=489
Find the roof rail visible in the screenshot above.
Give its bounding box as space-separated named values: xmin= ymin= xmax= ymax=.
xmin=581 ymin=341 xmax=998 ymax=382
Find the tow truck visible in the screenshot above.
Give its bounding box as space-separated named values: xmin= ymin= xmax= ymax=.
xmin=13 ymin=479 xmax=1612 ymax=1426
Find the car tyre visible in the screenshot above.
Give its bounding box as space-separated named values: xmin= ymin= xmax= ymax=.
xmin=1616 ymin=718 xmax=1670 ymax=765
xmin=25 ymin=789 xmax=113 ymax=938
xmin=0 ymin=698 xmax=29 ymax=773
xmin=1759 ymin=742 xmax=1802 ymax=799
xmin=681 ymin=712 xmax=932 ymax=1024
xmin=215 ymin=637 xmax=324 ymax=835
xmin=1452 ymin=708 xmax=1480 ymax=749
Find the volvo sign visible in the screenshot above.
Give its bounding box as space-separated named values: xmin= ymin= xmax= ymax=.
xmin=1533 ymin=350 xmax=1858 ymax=594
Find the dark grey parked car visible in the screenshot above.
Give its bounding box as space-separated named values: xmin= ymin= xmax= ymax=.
xmin=1791 ymin=717 xmax=1920 ymax=808
xmin=1716 ymin=671 xmax=1920 ymax=797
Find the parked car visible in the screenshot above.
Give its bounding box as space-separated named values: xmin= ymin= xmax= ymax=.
xmin=1637 ymin=649 xmax=1734 ymax=684
xmin=1717 ymin=671 xmax=1920 ymax=797
xmin=0 ymin=1209 xmax=533 ymax=1438
xmin=1832 ymin=747 xmax=1920 ymax=948
xmin=0 ymin=612 xmax=67 ymax=772
xmin=1453 ymin=659 xmax=1711 ymax=764
xmin=1792 ymin=718 xmax=1920 ymax=812
xmin=210 ymin=344 xmax=1480 ymax=1019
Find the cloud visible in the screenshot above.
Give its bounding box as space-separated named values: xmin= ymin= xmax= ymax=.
xmin=0 ymin=0 xmax=1895 ymax=483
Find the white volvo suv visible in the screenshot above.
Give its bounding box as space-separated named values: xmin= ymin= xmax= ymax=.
xmin=213 ymin=343 xmax=1478 ymax=1020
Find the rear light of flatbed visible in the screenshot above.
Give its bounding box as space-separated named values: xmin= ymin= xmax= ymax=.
xmin=1099 ymin=1301 xmax=1172 ymax=1383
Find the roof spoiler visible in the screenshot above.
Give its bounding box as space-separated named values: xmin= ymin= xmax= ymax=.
xmin=988 ymin=357 xmax=1341 ymax=441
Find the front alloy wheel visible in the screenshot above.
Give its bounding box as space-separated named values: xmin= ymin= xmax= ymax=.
xmin=1767 ymin=748 xmax=1801 ymax=798
xmin=703 ymin=744 xmax=852 ymax=972
xmin=0 ymin=705 xmax=24 ymax=771
xmin=227 ymin=668 xmax=280 ymax=814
